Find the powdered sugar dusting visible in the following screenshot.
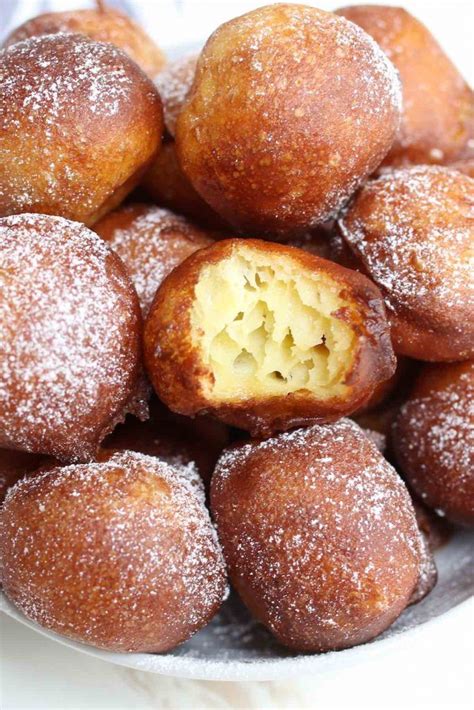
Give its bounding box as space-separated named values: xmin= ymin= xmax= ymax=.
xmin=339 ymin=166 xmax=474 ymax=320
xmin=96 ymin=204 xmax=212 ymax=315
xmin=394 ymin=367 xmax=474 ymax=510
xmin=155 ymin=54 xmax=197 ymax=136
xmin=1 ymin=33 xmax=135 ymax=118
xmin=0 ymin=214 xmax=140 ymax=462
xmin=213 ymin=419 xmax=424 ymax=648
xmin=0 ymin=33 xmax=159 ymax=217
xmin=1 ymin=451 xmax=227 ymax=651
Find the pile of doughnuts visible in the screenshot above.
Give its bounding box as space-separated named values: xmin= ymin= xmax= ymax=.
xmin=0 ymin=2 xmax=472 ymax=656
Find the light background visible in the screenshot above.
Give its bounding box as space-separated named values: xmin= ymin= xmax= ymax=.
xmin=1 ymin=1 xmax=473 ymax=708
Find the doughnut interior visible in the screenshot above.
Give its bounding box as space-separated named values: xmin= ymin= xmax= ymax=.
xmin=192 ymin=250 xmax=356 ymax=401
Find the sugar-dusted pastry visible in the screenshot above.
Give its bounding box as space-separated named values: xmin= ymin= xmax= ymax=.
xmin=0 ymin=214 xmax=143 ymax=462
xmin=176 ymin=4 xmax=401 ymax=236
xmin=338 ymin=166 xmax=474 ymax=361
xmin=211 ymin=420 xmax=424 ymax=651
xmin=0 ymin=451 xmax=227 ymax=652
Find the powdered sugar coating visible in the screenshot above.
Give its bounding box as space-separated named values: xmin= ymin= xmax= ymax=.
xmin=155 ymin=54 xmax=198 ymax=136
xmin=177 ymin=3 xmax=401 ymax=236
xmin=337 ymin=5 xmax=474 ymax=167
xmin=339 ymin=166 xmax=474 ymax=360
xmin=393 ymin=362 xmax=474 ymax=525
xmin=2 ymin=8 xmax=166 ymax=78
xmin=0 ymin=451 xmax=228 ymax=652
xmin=212 ymin=419 xmax=423 ymax=651
xmin=0 ymin=214 xmax=141 ymax=462
xmin=0 ymin=33 xmax=162 ymax=223
xmin=95 ymin=204 xmax=213 ymax=315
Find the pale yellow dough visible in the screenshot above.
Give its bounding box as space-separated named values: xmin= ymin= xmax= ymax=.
xmin=191 ymin=247 xmax=357 ymax=402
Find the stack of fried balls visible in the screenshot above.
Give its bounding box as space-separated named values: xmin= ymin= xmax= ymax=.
xmin=0 ymin=2 xmax=473 ymax=655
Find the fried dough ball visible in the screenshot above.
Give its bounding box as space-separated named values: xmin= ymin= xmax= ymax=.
xmin=3 ymin=6 xmax=165 ymax=78
xmin=144 ymin=238 xmax=395 ymax=437
xmin=336 ymin=6 xmax=474 ymax=168
xmin=211 ymin=419 xmax=423 ymax=651
xmin=0 ymin=451 xmax=227 ymax=652
xmin=142 ymin=142 xmax=229 ymax=230
xmin=0 ymin=34 xmax=163 ymax=225
xmin=338 ymin=166 xmax=474 ymax=361
xmin=176 ymin=4 xmax=401 ymax=237
xmin=0 ymin=214 xmax=143 ymax=463
xmin=0 ymin=450 xmax=46 ymax=504
xmin=103 ymin=397 xmax=229 ymax=486
xmin=155 ymin=54 xmax=198 ymax=137
xmin=95 ymin=204 xmax=214 ymax=315
xmin=392 ymin=361 xmax=474 ymax=526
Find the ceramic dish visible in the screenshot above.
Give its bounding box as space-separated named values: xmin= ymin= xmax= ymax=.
xmin=1 ymin=528 xmax=473 ymax=681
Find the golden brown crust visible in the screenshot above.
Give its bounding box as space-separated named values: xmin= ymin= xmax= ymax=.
xmin=142 ymin=141 xmax=230 ymax=230
xmin=337 ymin=5 xmax=474 ymax=167
xmin=0 ymin=214 xmax=143 ymax=463
xmin=0 ymin=451 xmax=227 ymax=652
xmin=0 ymin=34 xmax=163 ymax=225
xmin=176 ymin=4 xmax=401 ymax=237
xmin=94 ymin=203 xmax=214 ymax=315
xmin=3 ymin=7 xmax=166 ymax=78
xmin=338 ymin=166 xmax=474 ymax=361
xmin=211 ymin=420 xmax=423 ymax=651
xmin=392 ymin=361 xmax=474 ymax=526
xmin=144 ymin=238 xmax=395 ymax=437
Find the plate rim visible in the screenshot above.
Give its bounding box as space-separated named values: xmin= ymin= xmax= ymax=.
xmin=2 ymin=591 xmax=473 ymax=681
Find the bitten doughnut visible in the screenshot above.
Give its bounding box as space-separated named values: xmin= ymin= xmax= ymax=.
xmin=144 ymin=239 xmax=395 ymax=436
xmin=176 ymin=4 xmax=401 ymax=236
xmin=0 ymin=451 xmax=227 ymax=652
xmin=211 ymin=419 xmax=424 ymax=651
xmin=0 ymin=214 xmax=143 ymax=462
xmin=155 ymin=54 xmax=198 ymax=136
xmin=0 ymin=34 xmax=163 ymax=225
xmin=336 ymin=6 xmax=474 ymax=168
xmin=338 ymin=166 xmax=474 ymax=361
xmin=95 ymin=204 xmax=214 ymax=315
xmin=2 ymin=6 xmax=165 ymax=78
xmin=0 ymin=450 xmax=45 ymax=504
xmin=103 ymin=397 xmax=229 ymax=486
xmin=142 ymin=142 xmax=229 ymax=230
xmin=392 ymin=361 xmax=474 ymax=526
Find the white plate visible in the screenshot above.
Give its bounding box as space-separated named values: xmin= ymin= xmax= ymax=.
xmin=1 ymin=529 xmax=473 ymax=680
